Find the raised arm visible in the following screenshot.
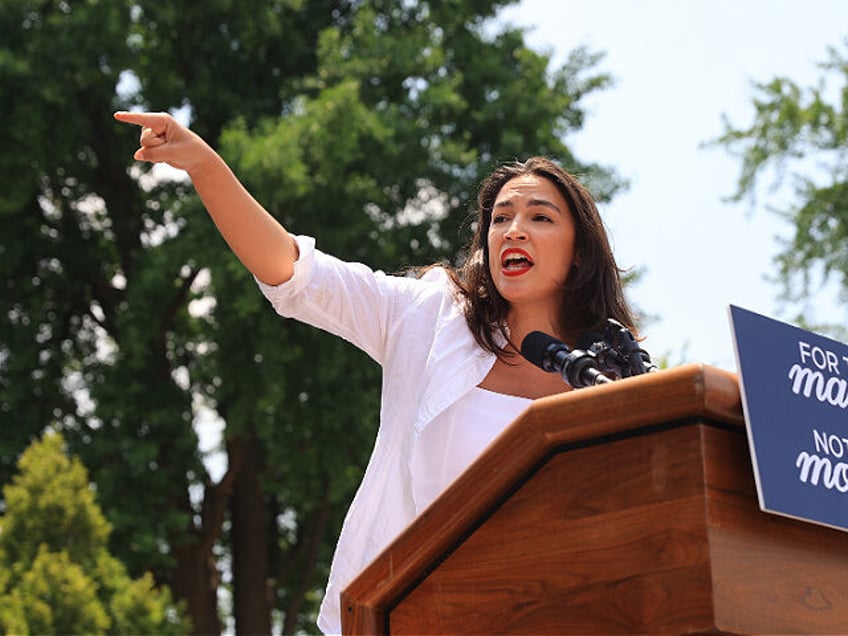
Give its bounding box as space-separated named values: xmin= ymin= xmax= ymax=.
xmin=114 ymin=111 xmax=298 ymax=285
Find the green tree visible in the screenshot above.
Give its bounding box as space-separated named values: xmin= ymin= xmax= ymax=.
xmin=0 ymin=432 xmax=187 ymax=635
xmin=716 ymin=38 xmax=848 ymax=338
xmin=0 ymin=0 xmax=625 ymax=633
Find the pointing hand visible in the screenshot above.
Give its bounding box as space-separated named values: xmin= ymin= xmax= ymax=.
xmin=113 ymin=111 xmax=213 ymax=173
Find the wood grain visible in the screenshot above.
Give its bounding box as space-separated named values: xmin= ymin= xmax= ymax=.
xmin=341 ymin=365 xmax=848 ymax=635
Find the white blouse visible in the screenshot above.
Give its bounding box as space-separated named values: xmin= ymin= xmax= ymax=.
xmin=257 ymin=236 xmax=503 ymax=635
xmin=411 ymin=387 xmax=531 ymax=513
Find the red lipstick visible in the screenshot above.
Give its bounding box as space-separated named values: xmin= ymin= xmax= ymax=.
xmin=500 ymin=248 xmax=534 ymax=277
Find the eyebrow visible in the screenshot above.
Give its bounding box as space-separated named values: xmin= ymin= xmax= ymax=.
xmin=494 ymin=197 xmax=562 ymax=214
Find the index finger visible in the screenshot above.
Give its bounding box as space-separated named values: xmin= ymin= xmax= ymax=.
xmin=113 ymin=111 xmax=169 ymax=132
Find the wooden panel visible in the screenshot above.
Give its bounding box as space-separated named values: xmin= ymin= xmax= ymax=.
xmin=343 ymin=365 xmax=848 ymax=634
xmin=386 ymin=423 xmax=848 ymax=634
xmin=389 ymin=425 xmax=719 ymax=634
xmin=699 ymin=426 xmax=848 ymax=634
xmin=342 ymin=365 xmax=848 ymax=635
xmin=343 ymin=365 xmax=744 ymax=633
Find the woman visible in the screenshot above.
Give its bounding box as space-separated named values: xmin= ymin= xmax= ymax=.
xmin=114 ymin=111 xmax=638 ymax=634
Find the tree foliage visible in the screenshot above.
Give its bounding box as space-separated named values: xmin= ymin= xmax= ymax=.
xmin=0 ymin=0 xmax=624 ymax=633
xmin=0 ymin=432 xmax=187 ymax=635
xmin=716 ymin=38 xmax=848 ymax=336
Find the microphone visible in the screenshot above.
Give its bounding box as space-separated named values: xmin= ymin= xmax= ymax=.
xmin=577 ymin=319 xmax=657 ymax=379
xmin=520 ymin=331 xmax=612 ymax=388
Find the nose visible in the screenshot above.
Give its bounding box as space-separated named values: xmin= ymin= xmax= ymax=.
xmin=504 ymin=216 xmax=528 ymax=240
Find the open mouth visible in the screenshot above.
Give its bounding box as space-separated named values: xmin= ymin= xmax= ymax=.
xmin=501 ymin=248 xmax=534 ymax=276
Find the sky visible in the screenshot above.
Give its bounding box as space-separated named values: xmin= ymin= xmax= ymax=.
xmin=498 ymin=0 xmax=848 ymax=371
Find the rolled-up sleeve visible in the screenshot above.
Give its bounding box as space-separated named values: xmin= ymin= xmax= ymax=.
xmin=255 ymin=235 xmax=317 ymax=307
xmin=255 ymin=235 xmax=418 ymax=365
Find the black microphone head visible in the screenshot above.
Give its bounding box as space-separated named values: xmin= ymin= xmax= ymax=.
xmin=521 ymin=331 xmax=563 ymax=371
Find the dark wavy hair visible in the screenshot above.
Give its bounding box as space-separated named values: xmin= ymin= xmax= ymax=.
xmin=448 ymin=156 xmax=637 ymax=358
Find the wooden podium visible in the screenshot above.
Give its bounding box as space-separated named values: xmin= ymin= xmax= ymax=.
xmin=341 ymin=364 xmax=848 ymax=634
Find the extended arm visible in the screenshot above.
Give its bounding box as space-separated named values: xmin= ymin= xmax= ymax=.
xmin=114 ymin=111 xmax=297 ymax=285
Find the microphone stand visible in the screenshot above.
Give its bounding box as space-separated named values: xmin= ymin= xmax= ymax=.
xmin=578 ymin=319 xmax=658 ymax=381
xmin=521 ymin=320 xmax=657 ymax=390
xmin=558 ymin=348 xmax=613 ymax=388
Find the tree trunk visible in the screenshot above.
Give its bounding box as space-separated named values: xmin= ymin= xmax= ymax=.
xmin=172 ymin=541 xmax=222 ymax=636
xmin=280 ymin=482 xmax=332 ymax=636
xmin=230 ymin=432 xmax=272 ymax=635
xmin=170 ymin=436 xmax=243 ymax=636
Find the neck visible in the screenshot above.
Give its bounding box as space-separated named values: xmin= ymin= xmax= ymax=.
xmin=506 ymin=307 xmax=567 ymax=350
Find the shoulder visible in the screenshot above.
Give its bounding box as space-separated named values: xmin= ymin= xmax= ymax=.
xmin=397 ymin=264 xmax=466 ymax=314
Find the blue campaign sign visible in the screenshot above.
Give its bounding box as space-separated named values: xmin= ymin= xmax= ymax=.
xmin=729 ymin=305 xmax=848 ymax=532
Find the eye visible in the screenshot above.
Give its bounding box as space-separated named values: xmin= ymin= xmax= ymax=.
xmin=533 ymin=213 xmax=553 ymax=223
xmin=491 ymin=213 xmax=509 ymax=224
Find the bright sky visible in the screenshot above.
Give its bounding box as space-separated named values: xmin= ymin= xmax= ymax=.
xmin=499 ymin=0 xmax=848 ymax=371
